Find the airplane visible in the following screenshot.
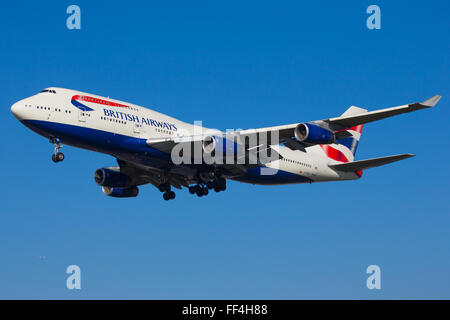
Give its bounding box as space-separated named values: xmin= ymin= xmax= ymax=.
xmin=10 ymin=87 xmax=441 ymax=200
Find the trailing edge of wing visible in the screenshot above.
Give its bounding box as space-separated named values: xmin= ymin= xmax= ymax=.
xmin=329 ymin=154 xmax=415 ymax=172
xmin=325 ymin=95 xmax=441 ymax=128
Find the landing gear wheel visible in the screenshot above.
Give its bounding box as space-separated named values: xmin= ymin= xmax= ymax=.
xmin=189 ymin=186 xmax=196 ymax=194
xmin=163 ymin=190 xmax=176 ymax=200
xmin=50 ymin=138 xmax=64 ymax=163
xmin=196 ymin=189 xmax=203 ymax=197
xmin=206 ymin=181 xmax=214 ymax=189
xmin=56 ymin=152 xmax=64 ymax=162
xmin=217 ymin=177 xmax=226 ymax=186
xmin=52 ymin=152 xmax=64 ymax=163
xmin=213 ymin=177 xmax=226 ymax=192
xmin=159 ymin=183 xmax=171 ymax=192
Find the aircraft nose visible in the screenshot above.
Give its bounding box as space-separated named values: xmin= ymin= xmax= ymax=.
xmin=11 ymin=102 xmax=19 ymax=116
xmin=11 ymin=101 xmax=24 ymax=120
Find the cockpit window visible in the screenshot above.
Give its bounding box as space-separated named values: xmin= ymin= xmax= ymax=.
xmin=40 ymin=89 xmax=56 ymax=94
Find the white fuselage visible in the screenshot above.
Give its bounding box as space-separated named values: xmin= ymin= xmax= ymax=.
xmin=11 ymin=87 xmax=358 ymax=185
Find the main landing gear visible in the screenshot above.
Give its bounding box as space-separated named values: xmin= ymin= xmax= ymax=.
xmin=188 ymin=177 xmax=226 ymax=197
xmin=50 ymin=138 xmax=65 ymax=163
xmin=212 ymin=177 xmax=227 ymax=193
xmin=188 ymin=184 xmax=209 ymax=197
xmin=158 ymin=182 xmax=176 ymax=201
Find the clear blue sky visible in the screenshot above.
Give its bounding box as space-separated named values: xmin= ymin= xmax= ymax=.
xmin=0 ymin=0 xmax=449 ymax=299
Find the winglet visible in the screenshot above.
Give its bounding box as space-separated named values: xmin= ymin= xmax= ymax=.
xmin=421 ymin=95 xmax=442 ymax=107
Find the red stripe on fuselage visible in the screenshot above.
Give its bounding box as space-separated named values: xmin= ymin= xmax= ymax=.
xmin=71 ymin=95 xmax=131 ymax=109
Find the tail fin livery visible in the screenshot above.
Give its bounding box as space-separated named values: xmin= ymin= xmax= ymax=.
xmin=336 ymin=124 xmax=364 ymax=156
xmin=321 ymin=106 xmax=367 ymax=162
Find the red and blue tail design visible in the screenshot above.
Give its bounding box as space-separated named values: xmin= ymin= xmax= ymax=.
xmin=320 ymin=106 xmax=367 ymax=163
xmin=336 ymin=125 xmax=363 ymax=155
xmin=320 ymin=125 xmax=363 ymax=163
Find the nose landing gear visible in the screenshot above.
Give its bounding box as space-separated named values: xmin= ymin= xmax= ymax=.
xmin=52 ymin=152 xmax=65 ymax=163
xmin=50 ymin=138 xmax=65 ymax=163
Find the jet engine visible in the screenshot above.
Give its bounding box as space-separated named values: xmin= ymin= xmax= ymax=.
xmin=294 ymin=123 xmax=335 ymax=144
xmin=94 ymin=167 xmax=131 ymax=187
xmin=102 ymin=186 xmax=139 ymax=198
xmin=202 ymin=135 xmax=240 ymax=156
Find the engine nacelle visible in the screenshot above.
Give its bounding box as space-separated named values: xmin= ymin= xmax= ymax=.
xmin=102 ymin=186 xmax=139 ymax=198
xmin=202 ymin=135 xmax=239 ymax=156
xmin=294 ymin=123 xmax=334 ymax=144
xmin=94 ymin=167 xmax=131 ymax=187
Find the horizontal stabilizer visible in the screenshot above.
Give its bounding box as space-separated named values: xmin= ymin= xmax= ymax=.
xmin=329 ymin=154 xmax=415 ymax=172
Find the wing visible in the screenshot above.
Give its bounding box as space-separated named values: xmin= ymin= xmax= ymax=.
xmin=324 ymin=95 xmax=441 ymax=129
xmin=146 ymin=133 xmax=283 ymax=168
xmin=116 ymin=158 xmax=191 ymax=190
xmin=234 ymin=95 xmax=441 ymax=150
xmin=145 ymin=134 xmax=207 ymax=154
xmin=141 ymin=95 xmax=439 ymax=168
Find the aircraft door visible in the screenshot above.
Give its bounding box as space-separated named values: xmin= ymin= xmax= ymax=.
xmin=311 ymin=158 xmax=319 ymax=177
xmin=133 ymin=120 xmax=140 ymax=134
xmin=131 ymin=107 xmax=143 ymax=136
xmin=78 ymin=109 xmax=87 ymax=122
